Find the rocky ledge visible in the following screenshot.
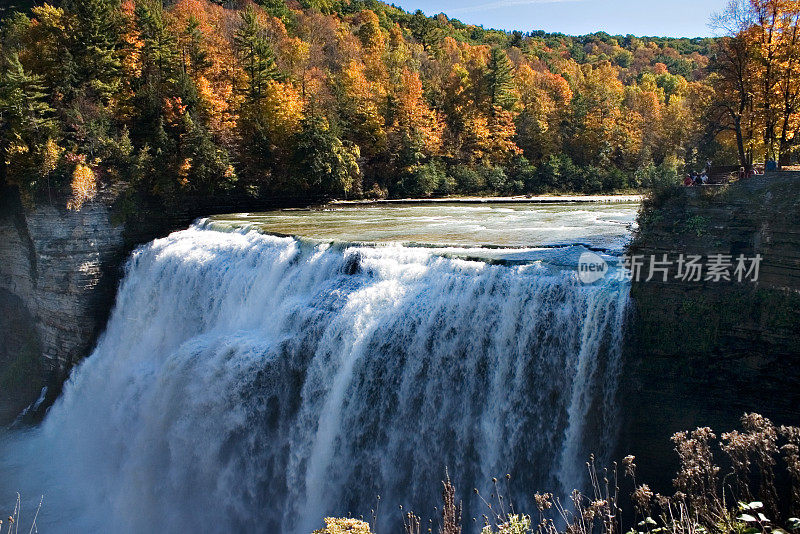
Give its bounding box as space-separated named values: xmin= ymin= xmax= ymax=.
xmin=619 ymin=171 xmax=800 ymax=490
xmin=0 ymin=192 xmax=123 ymax=422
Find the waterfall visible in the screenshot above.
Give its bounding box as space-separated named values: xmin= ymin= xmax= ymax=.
xmin=0 ymin=222 xmax=629 ymax=533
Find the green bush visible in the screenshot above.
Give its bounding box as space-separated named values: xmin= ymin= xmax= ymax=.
xmin=534 ymin=154 xmax=572 ymax=191
xmin=602 ymin=166 xmax=629 ymax=191
xmin=399 ymin=161 xmax=445 ymax=197
xmin=435 ymin=171 xmax=457 ymax=196
xmin=635 ymin=159 xmax=682 ymax=206
xmin=451 ymin=164 xmax=484 ymax=194
xmin=481 ymin=165 xmax=509 ymax=193
xmin=579 ymin=165 xmax=604 ymax=193
xmin=508 ymin=156 xmax=539 ymax=193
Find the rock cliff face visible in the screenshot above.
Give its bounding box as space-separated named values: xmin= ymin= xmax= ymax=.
xmin=620 ymin=172 xmax=800 ymax=490
xmin=0 ymin=191 xmax=126 ymax=422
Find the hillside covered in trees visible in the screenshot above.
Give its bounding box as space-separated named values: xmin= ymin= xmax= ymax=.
xmin=0 ymin=0 xmax=795 ymax=208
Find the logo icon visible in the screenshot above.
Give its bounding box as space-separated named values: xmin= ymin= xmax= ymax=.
xmin=577 ymin=251 xmax=608 ymax=284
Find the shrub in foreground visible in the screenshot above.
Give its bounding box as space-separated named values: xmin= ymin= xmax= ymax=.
xmin=315 ymin=413 xmax=800 ymax=534
xmin=313 ymin=517 xmax=373 ymax=533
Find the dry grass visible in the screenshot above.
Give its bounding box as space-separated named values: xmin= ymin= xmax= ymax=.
xmin=338 ymin=412 xmax=800 ymax=534
xmin=0 ymin=493 xmax=42 ymax=534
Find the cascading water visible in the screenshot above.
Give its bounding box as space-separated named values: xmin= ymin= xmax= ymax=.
xmin=0 ymin=219 xmax=629 ymax=533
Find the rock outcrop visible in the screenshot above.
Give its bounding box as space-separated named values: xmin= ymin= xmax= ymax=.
xmin=620 ymin=171 xmax=800 ymax=490
xmin=0 ymin=190 xmax=127 ymax=422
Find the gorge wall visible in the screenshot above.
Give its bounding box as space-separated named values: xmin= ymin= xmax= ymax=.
xmin=0 ymin=192 xmax=123 ymax=422
xmin=620 ymin=172 xmax=800 ymax=489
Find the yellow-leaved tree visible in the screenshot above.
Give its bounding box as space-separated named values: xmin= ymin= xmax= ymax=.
xmin=312 ymin=517 xmax=372 ymax=534
xmin=66 ymin=160 xmax=98 ymax=211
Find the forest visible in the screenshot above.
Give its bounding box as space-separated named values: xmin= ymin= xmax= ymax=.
xmin=0 ymin=0 xmax=797 ymax=208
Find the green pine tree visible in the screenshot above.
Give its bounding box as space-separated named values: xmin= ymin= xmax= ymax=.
xmin=135 ymin=0 xmax=180 ymax=96
xmin=140 ymin=116 xmax=179 ymax=199
xmin=0 ymin=54 xmax=58 ymax=194
xmin=183 ymin=16 xmax=213 ymax=77
xmin=486 ymin=47 xmax=518 ymax=112
xmin=256 ymin=0 xmax=295 ymax=28
xmin=233 ymin=6 xmax=280 ymax=104
xmin=62 ymin=0 xmax=123 ymax=102
xmin=298 ymin=0 xmax=335 ymax=15
xmin=294 ymin=115 xmax=361 ymax=197
xmin=181 ymin=113 xmax=236 ymax=195
xmin=409 ymin=10 xmax=443 ymax=54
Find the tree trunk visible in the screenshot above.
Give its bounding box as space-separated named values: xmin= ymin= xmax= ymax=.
xmin=734 ymin=114 xmax=748 ymax=171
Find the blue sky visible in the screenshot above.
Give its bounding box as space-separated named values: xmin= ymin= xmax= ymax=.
xmin=396 ymin=0 xmax=726 ymax=37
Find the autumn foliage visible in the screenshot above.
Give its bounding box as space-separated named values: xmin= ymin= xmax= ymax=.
xmin=0 ymin=0 xmax=796 ymax=207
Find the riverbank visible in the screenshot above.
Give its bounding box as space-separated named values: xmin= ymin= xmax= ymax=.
xmin=329 ymin=194 xmax=644 ymax=205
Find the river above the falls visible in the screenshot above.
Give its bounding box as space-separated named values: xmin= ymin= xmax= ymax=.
xmin=207 ymin=201 xmax=640 ymax=252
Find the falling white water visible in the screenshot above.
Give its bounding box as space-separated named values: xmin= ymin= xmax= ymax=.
xmin=0 ymin=221 xmax=629 ymax=533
